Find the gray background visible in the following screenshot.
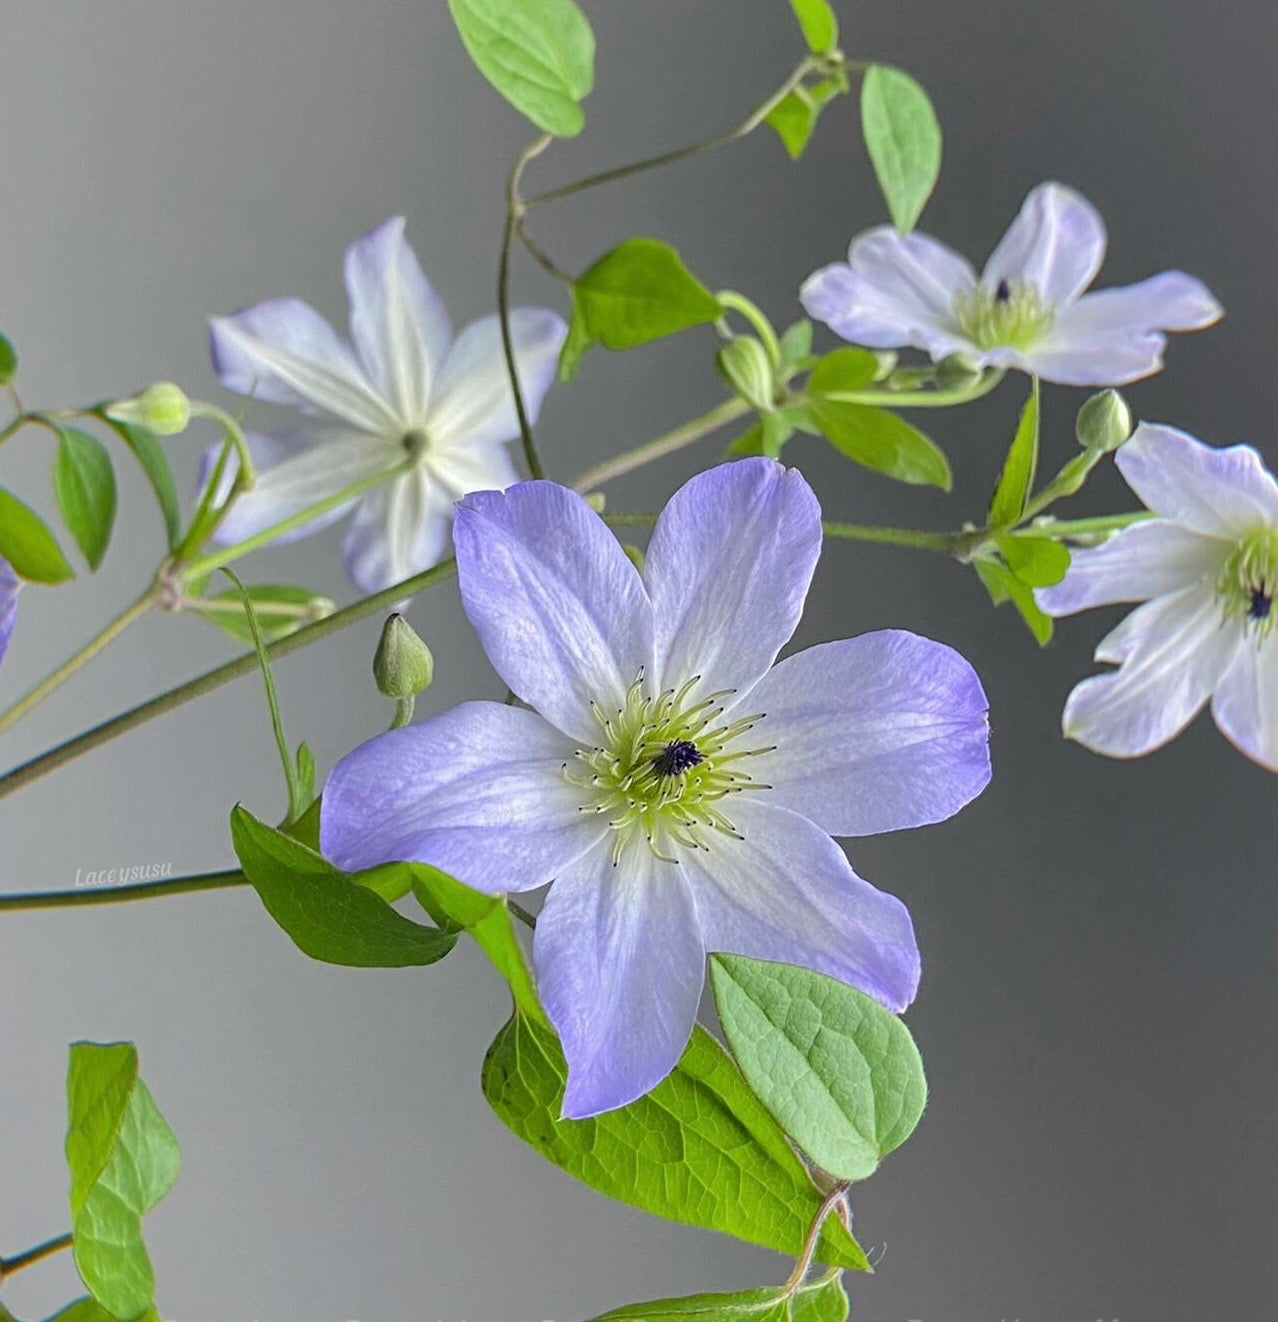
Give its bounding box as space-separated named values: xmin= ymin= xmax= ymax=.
xmin=0 ymin=1 xmax=1271 ymax=1318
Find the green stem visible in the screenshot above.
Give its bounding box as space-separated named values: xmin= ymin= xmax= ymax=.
xmin=0 ymin=588 xmax=158 ymax=738
xmin=0 ymin=559 xmax=459 ymax=803
xmin=0 ymin=872 xmax=247 ymax=914
xmin=821 ymin=520 xmax=959 ymax=552
xmin=1029 ymin=511 xmax=1152 ymax=539
xmin=0 ymin=1231 xmax=74 ymax=1278
xmin=571 ymin=398 xmax=751 ymax=493
xmin=818 ymin=367 xmax=1005 ymax=409
xmin=717 ymin=291 xmax=782 ymax=366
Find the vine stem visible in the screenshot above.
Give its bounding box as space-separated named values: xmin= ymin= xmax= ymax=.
xmin=0 ymin=1231 xmax=74 ymax=1278
xmin=782 ymin=1182 xmax=850 ymax=1293
xmin=0 ymin=872 xmax=246 ymax=914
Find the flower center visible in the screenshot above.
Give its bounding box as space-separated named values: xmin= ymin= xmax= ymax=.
xmin=1218 ymin=527 xmax=1278 ymax=638
xmin=402 ymin=429 xmax=430 ymax=460
xmin=565 ymin=672 xmax=773 ymax=863
xmin=953 ymin=279 xmax=1055 ymax=350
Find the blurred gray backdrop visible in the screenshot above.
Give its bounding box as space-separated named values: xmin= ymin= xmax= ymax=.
xmin=1 ymin=1 xmax=1272 ymax=1318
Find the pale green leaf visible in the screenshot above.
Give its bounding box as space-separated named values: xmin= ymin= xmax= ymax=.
xmin=995 ymin=533 xmax=1070 ymax=588
xmin=787 ymin=0 xmax=839 ymax=52
xmin=811 ymin=399 xmax=951 ymax=488
xmin=52 ymin=428 xmax=117 ymax=571
xmin=766 ymin=77 xmax=844 ymax=160
xmin=807 ymin=347 xmax=879 ymax=396
xmin=196 ymin=584 xmax=333 ymax=644
xmin=0 ymin=332 xmax=16 ymax=385
xmin=0 ymin=486 xmax=74 ymax=583
xmin=860 ymin=65 xmax=942 ymax=233
xmin=98 ymin=414 xmax=182 ymax=550
xmin=973 ymin=558 xmax=1053 ymax=645
xmin=586 ymin=1273 xmax=848 ymax=1321
xmin=988 ymin=378 xmax=1040 ymax=527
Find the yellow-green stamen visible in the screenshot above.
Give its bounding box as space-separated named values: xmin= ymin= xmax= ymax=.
xmin=1218 ymin=528 xmax=1278 ymax=638
xmin=953 ymin=279 xmax=1054 ymax=351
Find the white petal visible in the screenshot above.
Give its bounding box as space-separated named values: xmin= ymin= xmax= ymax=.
xmin=344 ymin=216 xmax=453 ymax=424
xmin=428 ymin=310 xmax=567 ymax=450
xmin=210 ymin=298 xmax=396 ymax=433
xmin=341 ymin=470 xmax=452 ymax=594
xmin=1017 ymin=332 xmax=1168 ymax=387
xmin=1061 ymin=583 xmax=1240 ymax=758
xmin=1211 ymin=635 xmax=1278 ymax=772
xmin=427 ymin=440 xmax=521 ymax=502
xmin=1036 ymin=519 xmax=1228 ymax=617
xmin=983 ymin=183 xmax=1106 ymax=305
xmin=1054 ymin=271 xmax=1222 ymax=337
xmin=1115 ymin=423 xmax=1278 ymax=538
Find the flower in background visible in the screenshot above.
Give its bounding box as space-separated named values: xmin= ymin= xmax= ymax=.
xmin=321 ymin=459 xmax=991 ymax=1117
xmin=0 ymin=558 xmax=18 ymax=669
xmin=1039 ymin=423 xmax=1278 ymax=769
xmin=208 ymin=216 xmax=567 ymax=593
xmin=801 ymin=182 xmax=1221 ymax=386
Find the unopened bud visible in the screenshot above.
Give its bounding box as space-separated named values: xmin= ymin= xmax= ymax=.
xmin=107 ymin=381 xmax=192 ymax=436
xmin=716 ymin=337 xmax=776 ymax=413
xmin=373 ymin=613 xmax=434 ymax=699
xmin=1075 ymin=389 xmax=1132 ymax=453
xmin=935 ymin=352 xmax=983 ymax=391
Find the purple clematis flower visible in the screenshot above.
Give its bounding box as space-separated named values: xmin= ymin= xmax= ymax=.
xmin=0 ymin=558 xmax=19 ymax=669
xmin=801 ymin=182 xmax=1221 ymax=386
xmin=321 ymin=459 xmax=991 ymax=1117
xmin=208 ymin=216 xmax=567 ymax=594
xmin=1040 ymin=424 xmax=1278 ymax=769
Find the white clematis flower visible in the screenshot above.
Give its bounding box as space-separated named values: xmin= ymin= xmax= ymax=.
xmin=801 ymin=183 xmax=1221 ymax=386
xmin=1039 ymin=423 xmax=1278 ymax=769
xmin=208 ymin=216 xmax=567 ymax=593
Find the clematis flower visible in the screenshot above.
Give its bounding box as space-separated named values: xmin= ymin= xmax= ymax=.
xmin=321 ymin=459 xmax=991 ymax=1117
xmin=0 ymin=558 xmax=18 ymax=669
xmin=208 ymin=216 xmax=567 ymax=593
xmin=1039 ymin=423 xmax=1278 ymax=769
xmin=801 ymin=182 xmax=1221 ymax=386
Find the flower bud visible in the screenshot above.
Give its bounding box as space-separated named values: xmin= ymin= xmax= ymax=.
xmin=106 ymin=382 xmax=192 ymax=436
xmin=935 ymin=351 xmax=983 ymax=390
xmin=716 ymin=337 xmax=776 ymax=413
xmin=1075 ymin=389 xmax=1132 ymax=453
xmin=373 ymin=613 xmax=434 ymax=699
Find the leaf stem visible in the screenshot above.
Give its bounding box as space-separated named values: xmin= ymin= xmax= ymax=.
xmin=0 ymin=872 xmax=247 ymax=914
xmin=0 ymin=1231 xmax=74 ymax=1278
xmin=818 ymin=366 xmax=1005 ymax=409
xmin=782 ymin=1182 xmax=850 ymax=1293
xmin=821 ymin=521 xmax=959 ymax=553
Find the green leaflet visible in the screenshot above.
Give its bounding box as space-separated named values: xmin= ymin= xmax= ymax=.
xmin=786 ymin=0 xmax=839 ymax=53
xmin=65 ymin=1043 xmax=180 ymax=1321
xmin=0 ymin=486 xmax=74 ymax=583
xmin=586 ymin=1273 xmax=849 ymax=1321
xmin=483 ymin=1010 xmax=869 ymax=1271
xmin=810 ymin=398 xmax=951 ymax=489
xmin=45 ymin=1300 xmax=162 ymax=1322
xmin=448 ymin=0 xmax=595 ymax=137
xmin=711 ymin=956 xmax=927 ymax=1182
xmin=995 ymin=533 xmax=1070 ymax=588
xmin=0 ymin=332 xmax=16 ymax=384
xmin=974 ymin=557 xmax=1054 ymax=645
xmin=229 ymin=807 xmax=458 ymax=967
xmin=196 ymin=583 xmax=334 ymax=644
xmin=988 ymin=378 xmax=1040 ymax=527
xmin=559 ymin=239 xmax=723 ymax=380
xmin=767 ymin=77 xmax=845 ymax=160
xmin=860 ymin=65 xmax=942 ymax=233
xmin=52 ymin=428 xmax=117 ymax=572
xmin=97 ymin=413 xmax=182 ymax=550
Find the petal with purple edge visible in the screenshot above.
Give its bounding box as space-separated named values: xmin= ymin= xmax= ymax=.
xmin=341 ymin=471 xmax=452 ymax=595
xmin=210 ymin=298 xmax=395 ymax=433
xmin=1211 ymin=635 xmax=1278 ymax=772
xmin=685 ymin=798 xmax=920 ymax=1013
xmin=749 ymin=632 xmax=990 ymax=837
xmin=1061 ymin=582 xmax=1241 ymax=758
xmin=428 ymin=310 xmax=567 ymax=450
xmin=983 ymin=183 xmax=1106 ymax=306
xmin=1036 ymin=519 xmax=1227 ymax=617
xmin=0 ymin=558 xmax=19 ymax=669
xmin=644 ymin=459 xmax=821 ymax=700
xmin=535 ymin=835 xmax=705 ymax=1118
xmin=320 ymin=700 xmax=603 ymax=889
xmin=453 ymin=482 xmax=653 ymax=744
xmin=344 ymin=216 xmax=453 ymax=424
xmin=1115 ymin=424 xmax=1278 ymax=539
xmin=1053 ymin=271 xmax=1222 ymax=337
xmin=1017 ymin=331 xmax=1168 ymax=387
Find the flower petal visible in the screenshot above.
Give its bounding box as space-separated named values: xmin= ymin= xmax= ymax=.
xmin=684 ymin=798 xmax=920 ymax=1012
xmin=341 ymin=470 xmax=453 ymax=594
xmin=644 ymin=459 xmax=821 ymax=700
xmin=1115 ymin=423 xmax=1278 ymax=538
xmin=1036 ymin=519 xmax=1227 ymax=616
xmin=535 ymin=836 xmax=705 ymax=1118
xmin=210 ymin=298 xmax=395 ymax=433
xmin=453 ymin=482 xmax=654 ymax=744
xmin=983 ymin=183 xmax=1106 ymax=305
xmin=0 ymin=558 xmax=19 ymax=669
xmin=344 ymin=216 xmax=452 ymax=424
xmin=1054 ymin=270 xmax=1222 ymax=337
xmin=320 ymin=700 xmax=603 ymax=889
xmin=1211 ymin=636 xmax=1278 ymax=772
xmin=1017 ymin=331 xmax=1168 ymax=387
xmin=800 ymin=227 xmax=975 ymax=352
xmin=428 ymin=310 xmax=567 ymax=450
xmin=1061 ymin=583 xmax=1240 ymax=758
xmin=428 ymin=439 xmax=521 ymax=502
xmin=748 ymin=632 xmax=991 ymax=837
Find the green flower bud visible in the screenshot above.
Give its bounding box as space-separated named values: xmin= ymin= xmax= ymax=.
xmin=935 ymin=351 xmax=983 ymax=390
xmin=1075 ymin=389 xmax=1132 ymax=453
xmin=373 ymin=613 xmax=434 ymax=699
xmin=716 ymin=337 xmax=776 ymax=413
xmin=107 ymin=381 xmax=192 ymax=436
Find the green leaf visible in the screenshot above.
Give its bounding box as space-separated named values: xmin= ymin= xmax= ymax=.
xmin=295 ymin=741 xmax=317 ymax=806
xmin=860 ymin=65 xmax=942 ymax=233
xmin=0 ymin=332 xmax=16 ymax=385
xmin=711 ymin=956 xmax=927 ymax=1182
xmin=52 ymin=428 xmax=117 ymax=571
xmin=807 ymin=347 xmax=879 ymax=396
xmin=0 ymin=486 xmax=74 ymax=583
xmin=995 ymin=533 xmax=1070 ymax=588
xmin=65 ymin=1042 xmax=180 ymax=1321
xmin=811 ymin=400 xmax=951 ymax=489
xmin=229 ymin=807 xmax=458 ymax=967
xmin=483 ymin=1011 xmax=869 ymax=1270
xmin=448 ymin=0 xmax=594 ymax=137
xmin=560 ymin=239 xmax=723 ymax=380
xmin=586 ymin=1274 xmax=848 ymax=1321
xmin=988 ymin=378 xmax=1040 ymax=527
xmin=973 ymin=558 xmax=1053 ymax=645
xmin=778 ymin=320 xmax=814 ymax=370
xmin=46 ymin=1300 xmax=162 ymax=1322
xmin=766 ymin=77 xmax=844 ymax=160
xmin=196 ymin=584 xmax=333 ymax=644
xmin=727 ymin=412 xmax=793 ymax=460
xmin=787 ymin=0 xmax=839 ymax=52
xmin=98 ymin=414 xmax=182 ymax=550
